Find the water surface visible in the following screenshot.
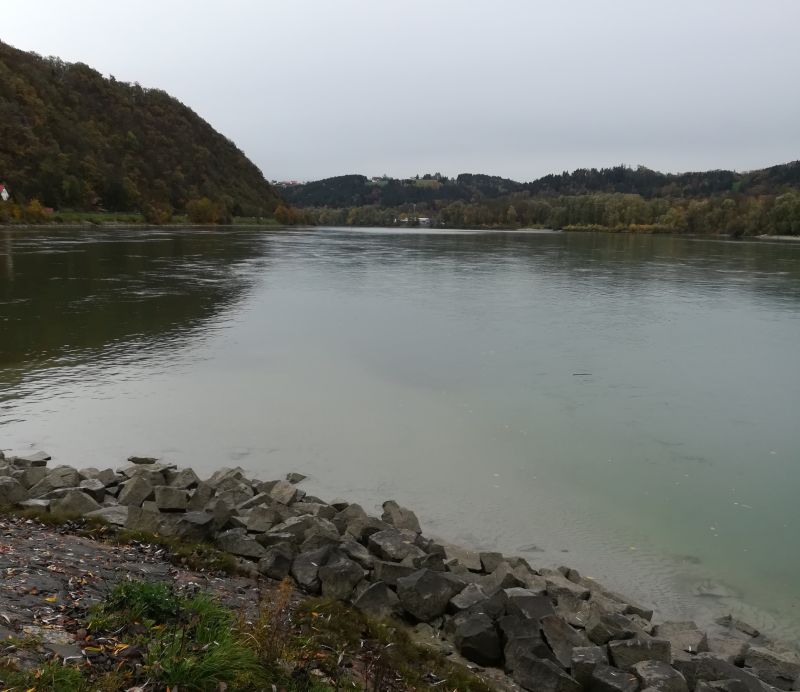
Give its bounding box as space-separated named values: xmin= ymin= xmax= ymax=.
xmin=1 ymin=227 xmax=798 ymax=641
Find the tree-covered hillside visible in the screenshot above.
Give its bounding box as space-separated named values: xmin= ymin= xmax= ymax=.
xmin=0 ymin=40 xmax=280 ymax=219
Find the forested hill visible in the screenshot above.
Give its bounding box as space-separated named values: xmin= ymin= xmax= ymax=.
xmin=0 ymin=40 xmax=280 ymax=218
xmin=281 ymin=163 xmax=800 ymax=208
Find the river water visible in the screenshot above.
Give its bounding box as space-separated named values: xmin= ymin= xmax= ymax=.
xmin=1 ymin=226 xmax=798 ymax=642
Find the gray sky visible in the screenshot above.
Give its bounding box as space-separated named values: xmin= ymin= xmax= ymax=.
xmin=4 ymin=1 xmax=800 ymax=182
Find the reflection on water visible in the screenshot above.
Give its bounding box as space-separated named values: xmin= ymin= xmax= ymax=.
xmin=1 ymin=226 xmax=799 ymax=643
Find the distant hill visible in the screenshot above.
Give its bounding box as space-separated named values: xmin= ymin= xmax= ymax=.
xmin=0 ymin=40 xmax=280 ymax=217
xmin=281 ymin=163 xmax=800 ymax=209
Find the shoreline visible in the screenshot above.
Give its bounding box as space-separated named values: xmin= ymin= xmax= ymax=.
xmin=1 ymin=450 xmax=798 ymax=691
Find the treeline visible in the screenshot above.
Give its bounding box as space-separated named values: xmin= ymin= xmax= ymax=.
xmin=282 ymin=163 xmax=800 ymax=212
xmin=304 ymin=190 xmax=800 ymax=236
xmin=0 ymin=40 xmax=280 ymax=221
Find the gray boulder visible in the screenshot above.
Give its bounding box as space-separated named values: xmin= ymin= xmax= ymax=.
xmin=442 ymin=542 xmax=482 ymax=571
xmin=479 ymin=551 xmax=505 ymax=573
xmin=85 ymin=505 xmax=129 ymax=527
xmin=28 ymin=466 xmax=80 ymax=497
xmin=51 ymin=490 xmax=101 ymax=516
xmin=269 ymin=480 xmax=298 ymax=505
xmin=154 ymin=486 xmax=188 ymax=511
xmin=117 ymin=476 xmax=154 ymax=507
xmin=187 ymin=482 xmax=214 ymax=511
xmin=744 ymin=647 xmax=800 ymax=690
xmin=352 ymin=582 xmax=400 ymax=619
xmin=19 ymin=466 xmax=47 ymax=489
xmin=78 ymin=479 xmax=106 ymax=502
xmin=454 ymin=613 xmax=502 ymax=666
xmin=338 ymin=538 xmax=374 ymax=570
xmin=653 ymin=621 xmax=709 ymax=655
xmin=570 ymin=645 xmax=609 ymax=688
xmin=449 ymin=583 xmax=489 ymax=612
xmin=258 ymin=544 xmax=294 ymax=580
xmin=0 ymin=477 xmax=26 ymax=507
xmin=174 ymin=511 xmax=214 ymax=541
xmin=167 ymin=467 xmax=200 ymax=489
xmin=397 ymin=569 xmax=464 ymax=622
xmin=692 ymin=652 xmax=780 ymax=692
xmin=215 ymin=529 xmax=267 ymax=560
xmin=609 ymin=638 xmax=672 ymax=669
xmin=540 ymin=614 xmax=589 ymax=668
xmin=545 ymin=573 xmax=590 ymax=601
xmin=505 ymin=589 xmax=556 ymax=621
xmin=381 ymin=500 xmax=422 ymax=533
xmin=11 ymin=451 xmax=50 ymax=466
xmin=373 ymin=560 xmax=416 ymax=587
xmin=318 ymin=554 xmax=365 ymax=600
xmin=586 ymin=612 xmax=640 ymax=645
xmin=513 ymin=654 xmax=580 ymax=692
xmin=286 ymin=472 xmax=307 ymax=484
xmin=368 ymin=529 xmax=425 ymax=562
xmin=589 ymin=663 xmax=640 ymax=692
xmin=245 ymin=506 xmax=280 ymax=533
xmin=291 ymin=546 xmax=333 ymax=593
xmin=631 ymin=660 xmax=689 ymax=692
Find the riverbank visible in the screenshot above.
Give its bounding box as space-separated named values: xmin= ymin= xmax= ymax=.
xmin=1 ymin=451 xmax=798 ymax=691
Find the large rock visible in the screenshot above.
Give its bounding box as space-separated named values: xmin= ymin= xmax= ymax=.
xmin=691 ymin=652 xmax=777 ymax=692
xmin=51 ymin=490 xmax=101 ymax=516
xmin=480 ymin=562 xmax=528 ymax=593
xmin=215 ymin=529 xmax=267 ymax=560
xmin=707 ymin=635 xmax=750 ymax=664
xmin=286 ymin=472 xmax=307 ymax=484
xmin=442 ymin=542 xmax=483 ymax=572
xmin=609 ymin=638 xmax=672 ymax=670
xmin=19 ymin=467 xmax=47 ymax=489
xmin=631 ymin=660 xmax=689 ymax=692
xmin=499 ymin=616 xmax=556 ymax=672
xmin=268 ymin=480 xmax=298 ymax=505
xmin=570 ymin=645 xmax=608 ymax=688
xmin=291 ymin=546 xmax=333 ymax=593
xmin=480 ymin=551 xmax=505 ymax=573
xmin=744 ymin=647 xmax=800 ymax=690
xmin=78 ymin=478 xmax=105 ymax=502
xmin=167 ymin=467 xmax=200 ymax=489
xmin=454 ymin=613 xmax=502 ymax=666
xmin=589 ymin=663 xmax=640 ymax=692
xmin=293 ymin=501 xmax=337 ymax=520
xmin=173 ymin=511 xmax=214 ymax=541
xmin=28 ymin=466 xmax=80 ymax=497
xmin=653 ymin=621 xmax=709 ymax=655
xmin=505 ymin=588 xmax=556 ymax=621
xmin=513 ymin=654 xmax=581 ymax=692
xmin=368 ymin=529 xmax=425 ymax=562
xmin=449 ymin=583 xmax=489 ymax=612
xmin=0 ymin=477 xmax=27 ymax=506
xmin=397 ymin=569 xmax=465 ymax=622
xmin=373 ymin=560 xmax=417 ymax=587
xmin=10 ymin=451 xmax=50 ymax=466
xmin=338 ymin=538 xmax=374 ymax=570
xmin=85 ymin=505 xmax=130 ymax=527
xmin=187 ymin=482 xmax=214 ymax=511
xmin=545 ymin=573 xmax=590 ymax=601
xmin=117 ymin=476 xmax=154 ymax=507
xmin=258 ymin=544 xmax=294 ymax=580
xmin=318 ymin=554 xmax=365 ymax=600
xmin=245 ymin=506 xmax=281 ymax=533
xmin=153 ymin=486 xmax=188 ymax=511
xmin=586 ymin=611 xmax=640 ymax=645
xmin=381 ymin=500 xmax=422 ymax=533
xmin=540 ymin=614 xmax=589 ymax=668
xmin=352 ymin=582 xmax=400 ymax=619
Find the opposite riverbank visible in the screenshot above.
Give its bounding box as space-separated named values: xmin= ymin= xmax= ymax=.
xmin=1 ymin=450 xmax=799 ymax=692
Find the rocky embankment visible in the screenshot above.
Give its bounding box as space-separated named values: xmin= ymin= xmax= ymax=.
xmin=1 ymin=450 xmax=799 ymax=692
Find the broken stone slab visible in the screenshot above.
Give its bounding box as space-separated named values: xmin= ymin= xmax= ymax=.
xmin=153 ymin=486 xmax=189 ymax=511
xmin=454 ymin=612 xmax=502 ymax=666
xmin=545 ymin=572 xmax=590 ymax=601
xmin=18 ymin=466 xmax=47 ymax=489
xmin=609 ymin=638 xmax=672 ymax=669
xmin=449 ymin=583 xmax=489 ymax=612
xmin=571 ymin=645 xmax=609 ymax=688
xmin=590 ymin=663 xmax=640 ymax=692
xmin=293 ymin=501 xmax=337 ymax=520
xmin=173 ymin=511 xmax=214 ymax=541
xmin=51 ymin=490 xmax=101 ymax=516
xmin=480 ymin=551 xmax=505 ymax=574
xmin=631 ymin=660 xmax=689 ymax=692
xmin=540 ymin=614 xmax=589 ymax=668
xmin=372 ymin=560 xmax=417 ymax=587
xmin=206 ymin=466 xmax=247 ymax=488
xmin=318 ymin=554 xmax=365 ymax=600
xmin=480 ymin=562 xmax=528 ymax=593
xmin=397 ymin=569 xmax=465 ymax=622
xmin=707 ymin=635 xmax=750 ymax=665
xmin=19 ymin=498 xmax=51 ymax=511
xmin=352 ymin=581 xmax=400 ymax=619
xmin=381 ymin=500 xmax=422 ymax=533
xmin=127 ymin=456 xmax=157 ymax=465
xmin=286 ymin=472 xmax=307 ymax=484
xmin=166 ymin=467 xmax=200 ymax=490
xmin=692 ymin=651 xmax=778 ymax=692
xmin=337 ymin=538 xmax=374 ymax=570
xmin=0 ymin=477 xmax=27 ymax=506
xmin=10 ymin=451 xmax=51 ymax=466
xmin=513 ymin=654 xmax=581 ymax=692
xmin=504 ymin=589 xmax=556 ymax=621
xmin=343 ymin=515 xmax=392 ymax=543
xmin=215 ymin=529 xmax=267 ymax=560
xmin=586 ymin=611 xmax=641 ymax=645
xmin=85 ymin=505 xmax=129 ymax=527
xmin=368 ymin=528 xmax=426 ymax=562
xmin=715 ymin=614 xmax=760 ymax=638
xmin=653 ymin=621 xmax=709 ymax=655
xmin=245 ymin=505 xmax=280 ymax=533
xmin=291 ymin=546 xmax=333 ymax=593
xmin=28 ymin=466 xmax=81 ymax=497
xmin=78 ymin=478 xmax=105 ymax=502
xmin=442 ymin=542 xmax=483 ymax=572
xmin=268 ymin=480 xmax=298 ymax=505
xmin=744 ymin=646 xmax=800 ymax=690
xmin=117 ymin=476 xmax=154 ymax=506
xmin=258 ymin=544 xmax=294 ymax=580
xmin=186 ymin=482 xmax=214 ymax=511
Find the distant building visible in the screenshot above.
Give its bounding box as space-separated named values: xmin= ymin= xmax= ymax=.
xmin=0 ymin=183 xmax=9 ymax=202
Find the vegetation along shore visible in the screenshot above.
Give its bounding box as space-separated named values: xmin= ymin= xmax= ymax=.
xmin=1 ymin=449 xmax=798 ymax=691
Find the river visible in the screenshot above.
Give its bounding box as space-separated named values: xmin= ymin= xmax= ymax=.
xmin=1 ymin=226 xmax=798 ymax=643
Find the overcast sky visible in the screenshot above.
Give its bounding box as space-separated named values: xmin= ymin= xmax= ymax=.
xmin=4 ymin=1 xmax=800 ymax=182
